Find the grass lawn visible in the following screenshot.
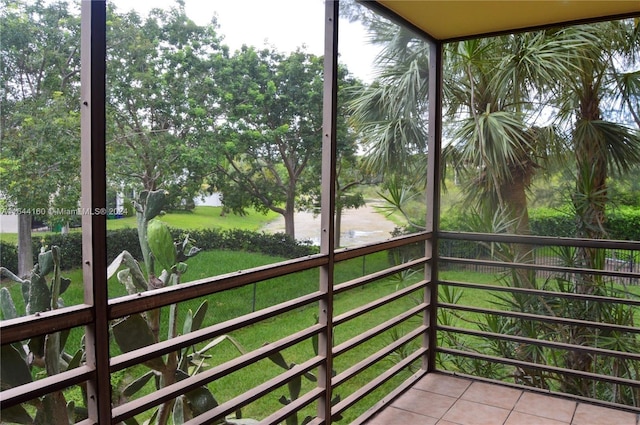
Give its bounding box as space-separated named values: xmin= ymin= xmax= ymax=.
xmin=2 ymin=247 xmax=418 ymax=423
xmin=4 ymin=245 xmax=638 ymax=422
xmin=106 ymin=206 xmax=278 ymax=231
xmin=0 ymin=207 xmax=279 ymax=243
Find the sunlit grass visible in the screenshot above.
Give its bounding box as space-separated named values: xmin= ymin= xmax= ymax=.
xmin=0 ymin=207 xmax=279 ymax=243
xmin=2 ymin=248 xmax=416 ymax=421
xmin=5 ymin=245 xmax=638 ymax=421
xmin=105 ymin=206 xmax=278 ymax=231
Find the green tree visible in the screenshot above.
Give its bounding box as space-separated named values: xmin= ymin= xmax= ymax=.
xmin=301 ymin=142 xmax=369 ymax=248
xmin=0 ymin=0 xmax=81 ymax=276
xmin=349 ymin=9 xmax=640 ymax=401
xmin=106 ymin=4 xmax=226 ymax=209
xmin=444 ymin=32 xmax=589 ymax=287
xmin=349 ymin=16 xmax=589 ymax=287
xmin=557 ymin=21 xmax=640 ymax=263
xmin=213 ymin=47 xmax=356 ymax=239
xmin=552 ymin=19 xmax=640 ymax=396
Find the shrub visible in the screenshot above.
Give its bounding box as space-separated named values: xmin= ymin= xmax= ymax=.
xmin=0 ymin=241 xmax=18 ymax=272
xmin=1 ymin=228 xmax=318 ymax=272
xmin=440 ymin=206 xmax=640 ymax=241
xmin=176 ymin=228 xmax=318 ymax=258
xmin=607 ymin=206 xmax=640 ymax=241
xmin=106 ymin=228 xmax=143 ymax=262
xmin=529 ymin=207 xmax=576 ymax=237
xmin=34 ymin=232 xmax=83 ymax=270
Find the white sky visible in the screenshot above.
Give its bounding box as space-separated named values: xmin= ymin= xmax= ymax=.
xmin=108 ymin=0 xmax=378 ymax=81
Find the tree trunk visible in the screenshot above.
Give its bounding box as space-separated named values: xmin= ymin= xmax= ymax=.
xmin=284 ymin=188 xmax=296 ymax=239
xmin=501 ymin=169 xmax=535 ymax=288
xmin=18 ymin=213 xmax=33 ymax=278
xmin=563 ymin=81 xmax=604 ymax=397
xmin=284 ymin=208 xmax=295 ymax=240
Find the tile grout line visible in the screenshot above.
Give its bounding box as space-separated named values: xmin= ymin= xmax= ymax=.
xmin=568 ymin=400 xmax=579 ymax=425
xmin=501 ymin=390 xmax=527 ymax=425
xmin=437 ymin=380 xmax=475 ymax=424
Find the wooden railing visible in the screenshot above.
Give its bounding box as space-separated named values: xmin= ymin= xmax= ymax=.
xmin=0 ymin=232 xmax=432 ymax=424
xmin=437 ymin=231 xmax=640 ymax=413
xmin=3 ymin=231 xmax=640 ymax=423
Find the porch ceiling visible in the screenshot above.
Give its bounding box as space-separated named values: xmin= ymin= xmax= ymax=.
xmin=372 ymin=1 xmax=640 ymax=41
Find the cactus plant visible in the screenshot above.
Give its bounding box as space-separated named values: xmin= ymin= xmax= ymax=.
xmin=266 ymin=318 xmax=342 ymax=425
xmin=0 ymin=245 xmax=86 ymax=424
xmin=267 ymin=349 xmax=317 ymax=425
xmin=107 ymin=191 xmax=249 ymax=424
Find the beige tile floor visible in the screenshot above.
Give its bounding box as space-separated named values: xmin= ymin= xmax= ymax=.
xmin=366 ymin=374 xmax=639 ymax=425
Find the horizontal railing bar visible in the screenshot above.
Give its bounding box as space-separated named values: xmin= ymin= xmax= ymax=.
xmin=0 ymin=365 xmax=94 ymax=409
xmin=332 ymin=348 xmax=426 ymax=418
xmin=439 ymin=303 xmax=640 ymax=334
xmin=437 ymin=347 xmax=640 ymax=388
xmin=183 ymin=357 xmax=323 ymax=425
xmin=333 ymin=325 xmax=427 ymax=388
xmin=440 ymin=256 xmax=640 ymax=280
xmin=110 ymin=291 xmax=322 ymax=371
xmin=438 ymin=325 xmax=640 ymax=361
xmin=334 ymin=280 xmax=427 ymax=326
xmin=440 ymin=231 xmax=640 ymax=250
xmin=0 ymin=304 xmax=93 ymax=345
xmin=108 ymin=254 xmax=328 ymax=319
xmin=333 ymin=303 xmax=427 ymax=357
xmin=334 ymin=232 xmax=431 ymax=263
xmin=258 ymin=387 xmax=323 ymax=425
xmin=112 ymin=325 xmax=323 ymax=422
xmin=441 ymin=280 xmax=640 ymax=307
xmin=350 ymin=369 xmax=427 ymax=425
xmin=334 ymin=257 xmax=427 ymax=295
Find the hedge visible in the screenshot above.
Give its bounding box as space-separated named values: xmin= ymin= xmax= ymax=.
xmin=2 ymin=207 xmax=637 ymax=272
xmin=529 ymin=206 xmax=640 ymax=241
xmin=1 ymin=227 xmax=318 ymax=272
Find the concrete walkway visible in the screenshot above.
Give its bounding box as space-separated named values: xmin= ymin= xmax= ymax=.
xmin=261 ymin=202 xmax=398 ymax=247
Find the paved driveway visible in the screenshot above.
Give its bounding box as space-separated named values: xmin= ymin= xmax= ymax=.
xmin=261 ymin=202 xmax=398 ymax=247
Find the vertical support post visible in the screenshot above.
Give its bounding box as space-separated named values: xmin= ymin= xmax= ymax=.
xmin=80 ymin=1 xmax=110 ymax=422
xmin=424 ymin=40 xmax=443 ymax=372
xmin=318 ymin=0 xmax=339 ymax=422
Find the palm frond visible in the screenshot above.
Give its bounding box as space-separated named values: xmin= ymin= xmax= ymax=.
xmin=455 ymin=111 xmax=532 ymax=182
xmin=574 ymin=120 xmax=640 ymax=175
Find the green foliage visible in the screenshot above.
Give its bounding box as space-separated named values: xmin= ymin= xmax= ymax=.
xmin=267 ymin=350 xmax=317 ymax=425
xmin=440 ymin=206 xmax=640 ymax=241
xmin=528 ymin=207 xmax=576 ymax=237
xmin=147 ymin=219 xmax=178 ymax=272
xmin=1 ymin=0 xmax=82 ymax=276
xmin=106 ymin=193 xmax=257 ymax=424
xmin=121 ymin=198 xmax=135 ymax=217
xmin=212 ymin=47 xmax=361 ymax=238
xmin=0 ymin=228 xmax=318 ymax=272
xmin=267 ymin=316 xmax=342 ymax=425
xmin=1 ymin=240 xmax=19 ymax=271
xmin=181 ymin=228 xmax=318 ymax=258
xmin=0 ymin=246 xmax=86 ymax=424
xmin=106 ymin=4 xmax=226 ymax=205
xmin=607 ymin=206 xmax=640 ymax=241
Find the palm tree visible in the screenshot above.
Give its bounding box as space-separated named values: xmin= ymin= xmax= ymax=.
xmin=557 ymin=21 xmax=640 ymax=260
xmin=348 ymin=25 xmax=430 ymax=180
xmin=350 ymin=22 xmax=585 ymax=288
xmin=551 ymin=19 xmax=640 ymax=397
xmin=349 ymin=14 xmax=640 ymax=399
